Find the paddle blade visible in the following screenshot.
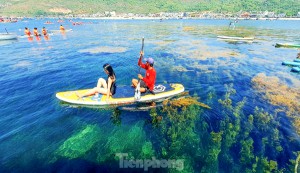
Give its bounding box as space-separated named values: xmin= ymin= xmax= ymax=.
xmin=141 ymin=38 xmax=144 ymax=51
xmin=134 ymin=82 xmax=141 ymax=101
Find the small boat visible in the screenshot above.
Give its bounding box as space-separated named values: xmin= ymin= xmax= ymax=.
xmin=282 ymin=61 xmax=300 ymax=67
xmin=294 ymin=59 xmax=300 ymax=63
xmin=275 ymin=43 xmax=300 ymax=48
xmin=0 ymin=33 xmax=18 ymax=40
xmin=291 ymin=67 xmax=300 ymax=72
xmin=217 ymin=35 xmax=254 ymax=40
xmin=0 ymin=39 xmax=18 ymax=46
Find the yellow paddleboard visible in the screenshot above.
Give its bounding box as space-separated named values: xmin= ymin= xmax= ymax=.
xmin=56 ymin=83 xmax=184 ymax=106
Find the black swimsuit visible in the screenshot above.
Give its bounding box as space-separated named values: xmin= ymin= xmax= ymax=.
xmin=107 ymin=73 xmax=116 ymax=95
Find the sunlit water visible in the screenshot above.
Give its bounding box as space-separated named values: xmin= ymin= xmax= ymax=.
xmin=0 ymin=19 xmax=299 ymax=172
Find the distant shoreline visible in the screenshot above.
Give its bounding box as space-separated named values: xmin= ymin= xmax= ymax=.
xmin=2 ymin=16 xmax=300 ymax=21
xmin=79 ymin=17 xmax=300 ymax=21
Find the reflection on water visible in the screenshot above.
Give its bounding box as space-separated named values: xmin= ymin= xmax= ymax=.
xmin=0 ymin=19 xmax=299 ymax=172
xmin=0 ymin=39 xmax=18 ymax=46
xmin=13 ymin=60 xmax=32 ymax=68
xmin=78 ymin=46 xmax=127 ymax=54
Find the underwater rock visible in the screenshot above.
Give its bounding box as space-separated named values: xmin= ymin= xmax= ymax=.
xmin=55 ymin=124 xmax=101 ymax=159
xmin=96 ymin=122 xmax=155 ymax=163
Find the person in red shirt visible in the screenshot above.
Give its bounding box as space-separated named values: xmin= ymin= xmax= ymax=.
xmin=132 ymin=51 xmax=156 ymax=93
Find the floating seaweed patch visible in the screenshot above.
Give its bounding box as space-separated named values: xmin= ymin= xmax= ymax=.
xmin=170 ymin=40 xmax=246 ymax=60
xmin=183 ymin=26 xmax=196 ymax=31
xmin=251 ymin=73 xmax=300 ymax=134
xmin=153 ymin=41 xmax=169 ymax=46
xmin=214 ymin=27 xmax=256 ymax=38
xmin=179 ymin=25 xmax=258 ymax=39
xmin=214 ymin=59 xmax=240 ymax=68
xmin=78 ymin=46 xmax=127 ymax=54
xmin=153 ymin=39 xmax=176 ymax=47
xmin=187 ymin=62 xmax=214 ymax=73
xmin=163 ymin=96 xmax=211 ymax=109
xmin=171 ymin=66 xmax=193 ymax=72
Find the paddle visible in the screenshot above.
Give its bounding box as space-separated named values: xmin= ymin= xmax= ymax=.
xmin=134 ymin=38 xmax=144 ymax=101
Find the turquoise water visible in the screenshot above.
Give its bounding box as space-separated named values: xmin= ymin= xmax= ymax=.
xmin=0 ymin=19 xmax=300 ymax=172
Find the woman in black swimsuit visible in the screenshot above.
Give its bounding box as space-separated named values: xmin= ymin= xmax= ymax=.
xmin=76 ymin=63 xmax=116 ymax=102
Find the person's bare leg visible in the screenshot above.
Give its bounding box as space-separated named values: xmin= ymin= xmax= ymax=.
xmin=97 ymin=88 xmax=109 ymax=95
xmin=97 ymin=78 xmax=107 ymax=88
xmin=76 ymin=87 xmax=98 ymax=98
xmin=140 ymin=87 xmax=146 ymax=93
xmin=132 ymin=79 xmax=138 ymax=88
xmin=76 ymin=87 xmax=109 ymax=98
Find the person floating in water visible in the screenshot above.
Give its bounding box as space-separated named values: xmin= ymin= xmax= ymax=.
xmin=60 ymin=25 xmax=65 ymax=31
xmin=42 ymin=27 xmax=47 ymax=36
xmin=33 ymin=27 xmax=40 ymax=36
xmin=42 ymin=27 xmax=49 ymax=40
xmin=24 ymin=27 xmax=31 ymax=37
xmin=132 ymin=51 xmax=156 ymax=93
xmin=297 ymin=52 xmax=300 ymax=59
xmin=229 ymin=21 xmax=235 ymax=29
xmin=76 ymin=64 xmax=117 ymax=102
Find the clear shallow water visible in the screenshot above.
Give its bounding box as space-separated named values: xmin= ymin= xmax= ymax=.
xmin=0 ymin=19 xmax=299 ymax=172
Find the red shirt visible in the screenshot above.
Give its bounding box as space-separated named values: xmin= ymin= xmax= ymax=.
xmin=138 ymin=58 xmax=156 ymax=91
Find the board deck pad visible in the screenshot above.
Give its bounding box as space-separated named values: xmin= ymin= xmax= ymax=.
xmin=113 ymin=84 xmax=172 ymax=98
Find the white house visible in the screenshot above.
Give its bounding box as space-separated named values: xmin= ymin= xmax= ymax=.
xmin=110 ymin=11 xmax=116 ymax=17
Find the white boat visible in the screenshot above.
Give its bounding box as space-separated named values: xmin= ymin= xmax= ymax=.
xmin=0 ymin=33 xmax=18 ymax=40
xmin=217 ymin=35 xmax=254 ymax=40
